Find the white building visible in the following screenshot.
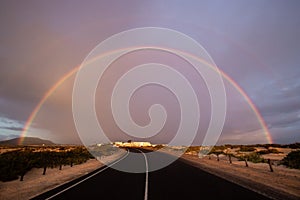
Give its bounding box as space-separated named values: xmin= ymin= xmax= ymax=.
xmin=113 ymin=141 xmax=153 ymax=147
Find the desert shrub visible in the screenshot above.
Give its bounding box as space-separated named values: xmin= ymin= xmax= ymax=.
xmin=267 ymin=148 xmax=281 ymax=154
xmin=239 ymin=146 xmax=255 ymax=152
xmin=246 ymin=152 xmax=265 ymax=163
xmin=0 ymin=146 xmax=92 ymax=181
xmin=286 ymin=143 xmax=300 ymax=149
xmin=186 ymin=146 xmax=201 ymax=153
xmin=281 ymin=150 xmax=300 ymax=169
xmin=209 ymin=146 xmax=226 ymax=153
xmin=224 ymin=144 xmax=233 ymax=149
xmin=89 ymin=144 xmax=117 ymax=157
xmin=258 ymin=148 xmax=281 ymax=155
xmin=257 ymin=150 xmax=269 ymax=155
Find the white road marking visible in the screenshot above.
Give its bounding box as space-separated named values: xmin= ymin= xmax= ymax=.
xmin=137 ymin=149 xmax=149 ymax=200
xmin=45 ymin=150 xmax=129 ymax=200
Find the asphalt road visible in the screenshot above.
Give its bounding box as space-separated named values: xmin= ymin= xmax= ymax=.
xmin=31 ymin=148 xmax=273 ymax=200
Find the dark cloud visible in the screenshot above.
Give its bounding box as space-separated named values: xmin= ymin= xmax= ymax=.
xmin=266 ymin=111 xmax=300 ymax=129
xmin=0 ymin=126 xmax=24 ymax=131
xmin=0 ymin=116 xmax=24 ymax=135
xmin=255 ymin=75 xmax=300 ymax=118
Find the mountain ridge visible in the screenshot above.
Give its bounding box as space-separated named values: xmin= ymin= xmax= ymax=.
xmin=0 ymin=136 xmax=55 ymax=145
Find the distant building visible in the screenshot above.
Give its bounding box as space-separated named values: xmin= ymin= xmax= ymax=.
xmin=113 ymin=141 xmax=153 ymax=147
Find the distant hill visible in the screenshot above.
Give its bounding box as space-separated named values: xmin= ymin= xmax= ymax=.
xmin=0 ymin=137 xmax=55 ymax=146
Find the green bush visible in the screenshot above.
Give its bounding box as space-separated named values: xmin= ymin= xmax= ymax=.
xmin=281 ymin=150 xmax=300 ymax=169
xmin=239 ymin=146 xmax=256 ymax=152
xmin=268 ymin=148 xmax=281 ymax=153
xmin=209 ymin=146 xmax=225 ymax=154
xmin=258 ymin=148 xmax=281 ymax=155
xmin=246 ymin=152 xmax=265 ymax=163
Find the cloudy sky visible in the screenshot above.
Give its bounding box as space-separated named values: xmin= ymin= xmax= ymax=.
xmin=0 ymin=0 xmax=299 ymax=145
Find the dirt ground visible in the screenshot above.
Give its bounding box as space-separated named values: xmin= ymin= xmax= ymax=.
xmin=181 ymin=154 xmax=300 ymax=200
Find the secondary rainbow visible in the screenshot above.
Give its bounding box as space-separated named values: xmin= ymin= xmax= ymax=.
xmin=20 ymin=47 xmax=273 ymax=145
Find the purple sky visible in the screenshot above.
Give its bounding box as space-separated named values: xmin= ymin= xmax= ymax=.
xmin=0 ymin=0 xmax=299 ymax=145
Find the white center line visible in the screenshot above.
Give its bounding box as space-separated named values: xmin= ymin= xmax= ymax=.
xmin=137 ymin=149 xmax=149 ymax=200
xmin=45 ymin=150 xmax=129 ymax=200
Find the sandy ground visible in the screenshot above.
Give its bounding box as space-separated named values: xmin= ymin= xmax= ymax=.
xmin=0 ymin=150 xmax=126 ymax=200
xmin=181 ymin=154 xmax=300 ymax=200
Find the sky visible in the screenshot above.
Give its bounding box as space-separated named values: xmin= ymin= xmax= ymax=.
xmin=0 ymin=0 xmax=299 ymax=145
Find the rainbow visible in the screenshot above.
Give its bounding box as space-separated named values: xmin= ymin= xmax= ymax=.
xmin=19 ymin=67 xmax=80 ymax=145
xmin=20 ymin=47 xmax=272 ymax=145
xmin=220 ymin=73 xmax=273 ymax=143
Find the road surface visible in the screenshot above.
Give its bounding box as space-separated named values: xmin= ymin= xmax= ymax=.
xmin=31 ymin=148 xmax=272 ymax=200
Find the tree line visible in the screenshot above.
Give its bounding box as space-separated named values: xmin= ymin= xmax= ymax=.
xmin=0 ymin=146 xmax=93 ymax=182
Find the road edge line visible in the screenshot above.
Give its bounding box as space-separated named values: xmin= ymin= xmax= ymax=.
xmin=44 ymin=149 xmax=129 ymax=200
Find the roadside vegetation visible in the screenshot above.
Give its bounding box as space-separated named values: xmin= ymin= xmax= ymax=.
xmin=88 ymin=143 xmax=119 ymax=157
xmin=184 ymin=143 xmax=300 ymax=169
xmin=0 ymin=146 xmax=92 ymax=182
xmin=281 ymin=150 xmax=300 ymax=169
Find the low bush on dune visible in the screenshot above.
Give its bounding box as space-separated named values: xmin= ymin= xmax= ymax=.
xmin=257 ymin=148 xmax=282 ymax=155
xmin=239 ymin=146 xmax=256 ymax=152
xmin=281 ymin=150 xmax=300 ymax=169
xmin=246 ymin=152 xmax=265 ymax=163
xmin=236 ymin=152 xmax=265 ymax=163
